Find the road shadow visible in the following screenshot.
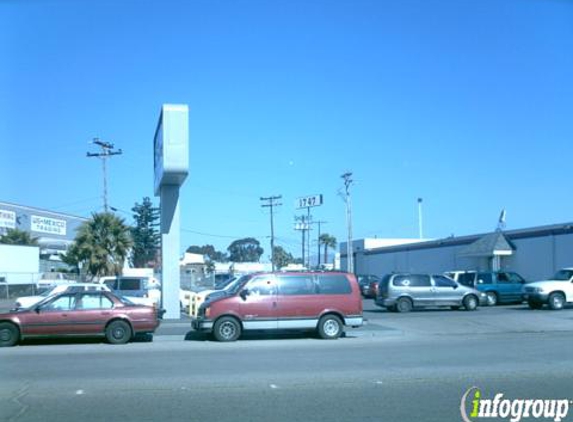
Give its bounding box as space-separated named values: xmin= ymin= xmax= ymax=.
xmin=17 ymin=338 xmax=105 ymax=347
xmin=184 ymin=329 xmax=354 ymax=342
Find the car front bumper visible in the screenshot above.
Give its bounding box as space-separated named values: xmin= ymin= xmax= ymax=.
xmin=523 ymin=292 xmax=550 ymax=303
xmin=191 ymin=317 xmax=214 ymax=332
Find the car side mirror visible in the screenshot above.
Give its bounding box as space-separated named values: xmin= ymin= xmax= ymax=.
xmin=34 ymin=307 xmax=41 ymax=314
xmin=239 ymin=289 xmax=250 ymax=301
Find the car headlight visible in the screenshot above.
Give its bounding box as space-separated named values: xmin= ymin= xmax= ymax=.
xmin=533 ymin=287 xmax=544 ymax=293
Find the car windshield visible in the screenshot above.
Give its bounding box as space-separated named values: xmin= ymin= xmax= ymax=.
xmin=552 ymin=270 xmax=573 ymax=281
xmin=227 ymin=275 xmax=253 ymax=295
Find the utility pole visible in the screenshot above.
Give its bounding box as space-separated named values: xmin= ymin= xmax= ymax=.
xmin=260 ymin=195 xmax=282 ymax=271
xmin=87 ymin=138 xmax=122 ymax=212
xmin=294 ymin=215 xmax=309 ymax=267
xmin=315 ymin=220 xmax=327 ymax=268
xmin=341 ymin=172 xmax=354 ymax=273
xmin=418 ymin=197 xmax=424 ymax=239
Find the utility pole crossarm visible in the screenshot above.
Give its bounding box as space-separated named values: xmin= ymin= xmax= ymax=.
xmin=87 ymin=137 xmax=123 ymax=212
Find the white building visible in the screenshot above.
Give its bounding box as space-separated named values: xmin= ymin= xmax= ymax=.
xmin=340 ymin=222 xmax=573 ymax=281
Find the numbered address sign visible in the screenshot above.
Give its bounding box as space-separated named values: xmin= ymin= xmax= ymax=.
xmin=296 ymin=194 xmax=323 ymax=209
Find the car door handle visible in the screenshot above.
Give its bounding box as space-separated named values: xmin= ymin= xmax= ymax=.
xmin=272 ymin=302 xmax=277 ymax=308
xmin=101 ymin=312 xmax=111 ymax=316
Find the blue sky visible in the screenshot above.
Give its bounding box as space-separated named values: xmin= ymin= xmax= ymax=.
xmin=1 ymin=0 xmax=572 ymax=259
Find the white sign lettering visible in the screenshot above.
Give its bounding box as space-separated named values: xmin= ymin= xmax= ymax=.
xmin=296 ymin=194 xmax=323 ymax=209
xmin=0 ymin=210 xmax=16 ymax=229
xmin=31 ymin=215 xmax=67 ymax=236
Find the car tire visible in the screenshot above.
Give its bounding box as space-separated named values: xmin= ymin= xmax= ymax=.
xmin=105 ymin=320 xmax=132 ymax=345
xmin=0 ymin=322 xmax=19 ymax=347
xmin=317 ymin=315 xmax=343 ymax=340
xmin=463 ymin=295 xmax=478 ymax=311
xmin=485 ymin=292 xmax=498 ymax=306
xmin=548 ymin=292 xmax=565 ymax=311
xmin=396 ymin=297 xmax=413 ymax=313
xmin=213 ymin=316 xmax=241 ymax=342
xmin=528 ymin=300 xmax=543 ymax=310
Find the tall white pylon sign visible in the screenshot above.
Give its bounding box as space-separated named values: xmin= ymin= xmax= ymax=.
xmin=154 ymin=104 xmax=189 ymax=319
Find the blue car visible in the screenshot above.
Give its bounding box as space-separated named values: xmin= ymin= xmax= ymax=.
xmin=447 ymin=271 xmax=527 ymax=306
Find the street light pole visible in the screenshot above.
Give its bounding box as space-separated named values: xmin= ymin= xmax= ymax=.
xmin=418 ymin=197 xmax=423 ymax=239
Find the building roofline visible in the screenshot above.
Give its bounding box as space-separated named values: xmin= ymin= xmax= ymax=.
xmin=0 ymin=201 xmax=90 ymax=221
xmin=346 ymin=222 xmax=573 ymax=257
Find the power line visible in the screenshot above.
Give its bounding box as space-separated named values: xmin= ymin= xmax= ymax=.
xmin=260 ymin=195 xmax=282 ymax=271
xmin=87 ymin=138 xmax=123 ymax=212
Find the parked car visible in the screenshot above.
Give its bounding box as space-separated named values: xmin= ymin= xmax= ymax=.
xmin=14 ymin=283 xmax=110 ymax=309
xmin=357 ymin=274 xmax=381 ymax=298
xmin=523 ymin=268 xmax=573 ymax=310
xmin=375 ymin=273 xmax=487 ymax=312
xmin=192 ymin=272 xmax=364 ymax=341
xmin=36 ymin=272 xmax=75 ymax=290
xmin=0 ymin=290 xmax=163 ymax=347
xmin=444 ymin=270 xmax=527 ymax=306
xmin=97 ymin=276 xmax=161 ymax=307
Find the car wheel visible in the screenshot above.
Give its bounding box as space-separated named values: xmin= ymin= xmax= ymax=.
xmin=396 ymin=297 xmax=413 ymax=313
xmin=105 ymin=320 xmax=132 ymax=345
xmin=463 ymin=295 xmax=478 ymax=311
xmin=213 ymin=316 xmax=241 ymax=342
xmin=0 ymin=323 xmax=19 ymax=347
xmin=528 ymin=300 xmax=543 ymax=310
xmin=485 ymin=292 xmax=498 ymax=306
xmin=548 ymin=292 xmax=565 ymax=311
xmin=317 ymin=315 xmax=343 ymax=340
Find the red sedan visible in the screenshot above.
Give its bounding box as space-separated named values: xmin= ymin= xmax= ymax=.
xmin=0 ymin=290 xmax=163 ymax=347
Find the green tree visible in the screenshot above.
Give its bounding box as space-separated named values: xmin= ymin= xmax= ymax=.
xmin=272 ymin=246 xmax=295 ymax=270
xmin=130 ymin=197 xmax=160 ymax=268
xmin=186 ymin=244 xmax=228 ymax=262
xmin=0 ymin=228 xmax=38 ymax=245
xmin=65 ymin=212 xmax=133 ymax=278
xmin=227 ymin=238 xmax=264 ymax=263
xmin=319 ymin=234 xmax=337 ymax=265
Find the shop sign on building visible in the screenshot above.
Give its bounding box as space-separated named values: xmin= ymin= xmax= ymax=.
xmin=0 ymin=209 xmax=16 ymax=229
xmin=31 ymin=215 xmax=67 ymax=236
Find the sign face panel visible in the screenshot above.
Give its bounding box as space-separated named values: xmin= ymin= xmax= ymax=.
xmin=31 ymin=215 xmax=67 ymax=236
xmin=154 ymin=104 xmax=189 ymax=196
xmin=0 ymin=209 xmax=16 ymax=229
xmin=296 ymin=194 xmax=323 ymax=209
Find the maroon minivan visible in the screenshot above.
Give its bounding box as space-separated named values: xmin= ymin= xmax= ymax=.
xmin=191 ymin=272 xmax=363 ymax=341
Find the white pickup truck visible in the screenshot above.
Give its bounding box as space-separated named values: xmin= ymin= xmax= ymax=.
xmin=523 ymin=268 xmax=573 ymax=310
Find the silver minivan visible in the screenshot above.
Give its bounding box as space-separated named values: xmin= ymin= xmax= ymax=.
xmin=374 ymin=273 xmax=487 ymax=312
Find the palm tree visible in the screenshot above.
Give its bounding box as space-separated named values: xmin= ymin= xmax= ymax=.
xmin=319 ymin=234 xmax=337 ymax=265
xmin=0 ymin=228 xmax=39 ymax=246
xmin=70 ymin=212 xmax=133 ymax=278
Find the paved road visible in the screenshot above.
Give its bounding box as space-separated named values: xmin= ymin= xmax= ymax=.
xmin=2 ymin=302 xmax=573 ymax=422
